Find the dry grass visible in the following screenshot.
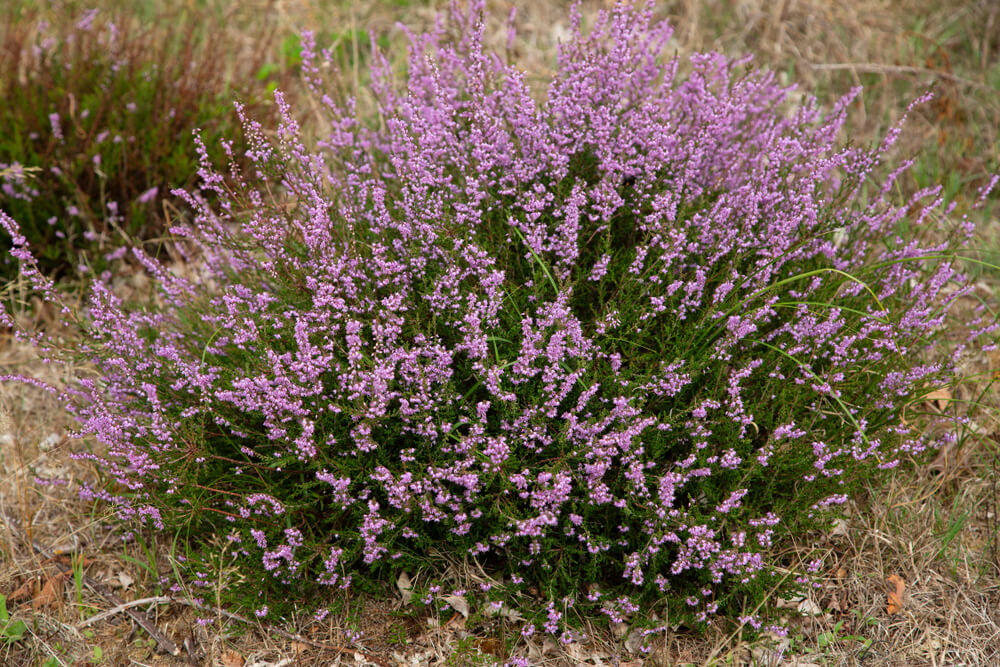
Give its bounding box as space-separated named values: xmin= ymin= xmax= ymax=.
xmin=2 ymin=0 xmax=999 ymax=665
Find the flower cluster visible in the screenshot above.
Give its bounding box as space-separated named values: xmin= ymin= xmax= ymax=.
xmin=3 ymin=0 xmax=994 ymax=632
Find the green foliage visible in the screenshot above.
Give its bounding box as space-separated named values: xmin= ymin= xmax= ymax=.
xmin=0 ymin=595 xmax=28 ymax=646
xmin=0 ymin=3 xmax=289 ymax=280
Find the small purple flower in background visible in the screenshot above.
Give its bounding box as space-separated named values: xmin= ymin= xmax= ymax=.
xmin=48 ymin=112 xmax=62 ymax=142
xmin=136 ymin=186 xmax=158 ymax=204
xmin=76 ymin=8 xmax=99 ymax=31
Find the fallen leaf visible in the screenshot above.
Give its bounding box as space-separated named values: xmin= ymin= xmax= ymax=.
xmin=887 ymin=574 xmax=906 ymax=614
xmin=830 ymin=518 xmax=850 ymax=538
xmin=7 ymin=577 xmax=37 ymax=603
xmin=443 ymin=594 xmax=469 ymax=618
xmin=32 ymin=575 xmax=64 ymax=610
xmin=797 ymin=598 xmax=823 ymax=616
xmin=925 ymin=388 xmax=951 ymax=412
xmin=396 ymin=571 xmax=413 ymax=605
xmin=526 ymin=638 xmax=544 ymax=662
xmin=291 ymin=641 xmax=308 ymax=654
xmin=499 ymin=605 xmax=524 ymax=622
xmin=483 ymin=601 xmax=524 ymax=622
xmin=566 ymin=642 xmax=611 ymax=664
xmin=220 ymin=649 xmax=245 ymax=667
xmin=49 ymin=554 xmax=95 ymax=568
xmin=474 ymin=637 xmax=503 ymax=657
xmin=114 ymin=571 xmax=134 ymax=590
xmin=624 ymin=627 xmax=645 ymax=653
xmin=827 ymin=591 xmax=848 ymax=613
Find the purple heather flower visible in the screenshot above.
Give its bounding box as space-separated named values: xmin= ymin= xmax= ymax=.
xmin=48 ymin=113 xmax=62 ymax=142
xmin=136 ymin=186 xmax=158 ymax=204
xmin=0 ymin=0 xmax=991 ymax=636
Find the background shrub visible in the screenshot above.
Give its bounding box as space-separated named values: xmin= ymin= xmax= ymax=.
xmin=0 ymin=3 xmax=292 ymax=280
xmin=2 ymin=0 xmax=996 ymax=640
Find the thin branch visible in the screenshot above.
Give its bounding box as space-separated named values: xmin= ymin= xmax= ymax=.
xmin=76 ymin=596 xmax=173 ymax=628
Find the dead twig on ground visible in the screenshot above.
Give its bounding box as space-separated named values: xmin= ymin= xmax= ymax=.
xmin=75 ymin=595 xmax=173 ymax=628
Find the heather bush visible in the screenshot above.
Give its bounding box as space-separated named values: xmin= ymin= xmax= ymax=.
xmin=0 ymin=4 xmax=288 ymax=279
xmin=3 ymin=0 xmax=997 ymax=643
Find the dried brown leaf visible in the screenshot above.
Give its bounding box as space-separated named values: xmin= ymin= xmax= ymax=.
xmin=112 ymin=571 xmax=134 ymax=590
xmin=925 ymin=387 xmax=952 ymax=412
xmin=396 ymin=571 xmax=413 ymax=605
xmin=443 ymin=594 xmax=469 ymax=618
xmin=474 ymin=637 xmax=503 ymax=657
xmin=7 ymin=577 xmax=37 ymax=603
xmin=887 ymin=574 xmax=906 ymax=614
xmin=220 ymin=649 xmax=245 ymax=667
xmin=32 ymin=574 xmax=64 ymax=610
xmin=48 ymin=554 xmax=95 ymax=568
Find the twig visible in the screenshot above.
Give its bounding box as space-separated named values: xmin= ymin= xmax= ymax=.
xmin=76 ymin=596 xmax=173 ymax=629
xmin=807 ymin=62 xmax=989 ymax=90
xmin=1 ymin=512 xmax=181 ymax=656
